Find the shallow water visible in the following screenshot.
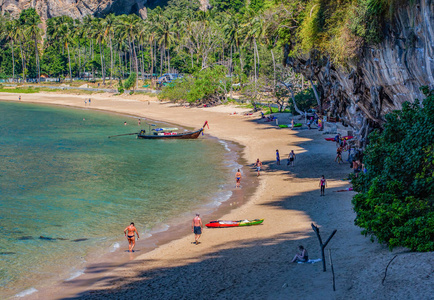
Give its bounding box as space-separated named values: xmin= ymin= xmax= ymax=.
xmin=0 ymin=101 xmax=236 ymax=297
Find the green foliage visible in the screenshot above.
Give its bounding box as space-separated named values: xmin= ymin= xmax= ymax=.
xmin=118 ymin=78 xmax=124 ymax=94
xmin=158 ymin=65 xmax=228 ymax=103
xmin=210 ymin=0 xmax=245 ymax=12
xmin=292 ymin=88 xmax=317 ymax=112
xmin=286 ymin=0 xmax=412 ymax=64
xmin=352 ymin=87 xmax=434 ymax=252
xmin=0 ymin=86 xmax=40 ymax=93
xmin=124 ymin=72 xmax=137 ymax=90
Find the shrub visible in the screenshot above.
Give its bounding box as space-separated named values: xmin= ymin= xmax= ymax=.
xmin=351 ymin=86 xmax=434 ymax=251
xmin=124 ymin=72 xmax=137 ymax=90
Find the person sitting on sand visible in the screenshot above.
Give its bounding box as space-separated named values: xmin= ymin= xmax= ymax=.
xmin=291 ymin=245 xmax=308 ymax=263
xmin=124 ymin=222 xmax=139 ymax=253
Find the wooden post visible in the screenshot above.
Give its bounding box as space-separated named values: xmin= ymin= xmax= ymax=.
xmin=311 ymin=223 xmax=337 ymax=272
xmin=329 ymin=249 xmax=336 ymax=291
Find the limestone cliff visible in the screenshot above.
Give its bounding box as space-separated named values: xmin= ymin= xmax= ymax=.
xmin=285 ymin=0 xmax=433 ymax=146
xmin=0 ymin=0 xmax=209 ymax=20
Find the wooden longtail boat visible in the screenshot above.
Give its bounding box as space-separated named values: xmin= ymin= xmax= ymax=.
xmin=137 ymin=121 xmax=209 ymax=140
xmin=205 ymin=219 xmax=264 ymax=228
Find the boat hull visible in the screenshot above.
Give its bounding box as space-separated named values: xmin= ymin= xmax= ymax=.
xmin=138 ymin=128 xmax=203 ymax=139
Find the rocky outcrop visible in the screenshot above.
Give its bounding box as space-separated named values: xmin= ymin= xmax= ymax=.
xmin=0 ymin=0 xmax=210 ymax=20
xmin=285 ymin=0 xmax=433 ymax=146
xmin=1 ymin=0 xmax=151 ymax=20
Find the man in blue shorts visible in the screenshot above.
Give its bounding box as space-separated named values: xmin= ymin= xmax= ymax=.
xmin=192 ymin=214 xmax=203 ymax=245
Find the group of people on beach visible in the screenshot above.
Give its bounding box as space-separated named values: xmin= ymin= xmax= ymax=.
xmin=274 ymin=149 xmax=297 ymax=167
xmin=123 ymin=213 xmax=204 ymax=252
xmin=84 ymin=98 xmax=91 ymax=106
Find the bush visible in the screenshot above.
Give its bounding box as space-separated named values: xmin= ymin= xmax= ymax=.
xmin=351 ymin=86 xmax=434 ymax=251
xmin=124 ymin=72 xmax=137 ymax=90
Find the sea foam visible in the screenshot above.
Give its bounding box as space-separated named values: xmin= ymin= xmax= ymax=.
xmin=66 ymin=269 xmax=85 ymax=281
xmin=110 ymin=242 xmax=120 ymax=252
xmin=14 ymin=287 xmax=38 ymax=297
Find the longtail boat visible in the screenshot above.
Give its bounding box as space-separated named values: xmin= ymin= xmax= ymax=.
xmin=137 ymin=121 xmax=209 ymax=140
xmin=205 ymin=219 xmax=264 ymax=228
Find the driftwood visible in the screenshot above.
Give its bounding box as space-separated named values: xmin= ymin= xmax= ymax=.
xmin=382 ymin=255 xmax=398 ymax=285
xmin=329 ymin=249 xmax=336 ymax=291
xmin=311 ymin=223 xmax=337 ymax=272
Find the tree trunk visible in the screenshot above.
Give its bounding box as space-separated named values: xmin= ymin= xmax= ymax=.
xmin=11 ymin=40 xmax=15 ymax=82
xmin=279 ymin=80 xmax=304 ymax=115
xmin=141 ymin=44 xmax=145 ymax=82
xmin=99 ymin=40 xmax=105 ymax=85
xmin=20 ymin=43 xmax=25 ymax=82
xmin=110 ymin=36 xmax=113 ymax=85
xmin=34 ymin=36 xmax=40 ymax=83
xmin=132 ymin=40 xmax=139 ymax=90
xmin=309 ymin=78 xmax=321 ymax=109
xmin=67 ymin=43 xmax=72 ymax=82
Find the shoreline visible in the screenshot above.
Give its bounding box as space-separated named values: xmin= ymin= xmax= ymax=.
xmin=1 ymin=92 xmax=432 ymax=300
xmin=0 ymin=95 xmax=258 ymax=299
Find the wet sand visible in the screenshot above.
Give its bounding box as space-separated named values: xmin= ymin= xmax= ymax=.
xmin=1 ymin=92 xmax=432 ymax=300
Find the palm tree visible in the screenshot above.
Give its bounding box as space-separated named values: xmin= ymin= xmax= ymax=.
xmin=52 ymin=16 xmax=75 ymax=82
xmin=4 ymin=19 xmax=19 ymax=82
xmin=103 ymin=14 xmax=116 ymax=85
xmin=23 ymin=9 xmax=42 ymax=83
xmin=155 ymin=17 xmax=176 ymax=73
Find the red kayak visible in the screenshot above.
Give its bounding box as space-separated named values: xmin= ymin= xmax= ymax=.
xmin=205 ymin=219 xmax=264 ymax=228
xmin=325 ymin=135 xmax=353 ymax=141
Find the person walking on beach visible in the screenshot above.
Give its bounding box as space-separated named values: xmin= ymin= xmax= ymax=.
xmin=287 ymin=150 xmax=296 ymax=167
xmin=192 ymin=214 xmax=203 ymax=245
xmin=319 ymin=175 xmax=327 ymax=196
xmin=255 ymin=159 xmax=262 ymax=176
xmin=291 ymin=245 xmax=309 ymax=263
xmin=18 ymin=95 xmax=21 ymax=101
xmin=124 ymin=222 xmax=139 ymax=252
xmin=88 ymin=98 xmax=91 ymax=105
xmin=236 ymin=169 xmax=242 ymax=188
xmin=276 ymin=150 xmax=280 ymax=165
xmin=335 ymin=146 xmax=343 ymax=164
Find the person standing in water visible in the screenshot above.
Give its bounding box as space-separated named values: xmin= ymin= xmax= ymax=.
xmin=192 ymin=214 xmax=203 ymax=245
xmin=235 ymin=169 xmax=242 ymax=188
xmin=255 ymin=159 xmax=262 ymax=176
xmin=124 ymin=222 xmax=139 ymax=252
xmin=319 ymin=175 xmax=327 ymax=196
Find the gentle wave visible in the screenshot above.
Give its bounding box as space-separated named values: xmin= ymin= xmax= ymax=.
xmin=14 ymin=288 xmax=38 ymax=297
xmin=66 ymin=269 xmax=86 ymax=281
xmin=109 ymin=242 xmax=120 ymax=252
xmin=219 ymin=140 xmax=231 ymax=152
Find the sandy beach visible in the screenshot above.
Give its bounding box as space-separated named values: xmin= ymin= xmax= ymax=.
xmin=1 ymin=92 xmax=432 ymax=300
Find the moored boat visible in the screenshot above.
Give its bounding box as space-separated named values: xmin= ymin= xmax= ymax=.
xmin=137 ymin=121 xmax=209 ymax=140
xmin=205 ymin=219 xmax=264 ymax=228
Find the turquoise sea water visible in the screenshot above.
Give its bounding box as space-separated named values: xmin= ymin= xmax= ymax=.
xmin=0 ymin=101 xmax=236 ymax=297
